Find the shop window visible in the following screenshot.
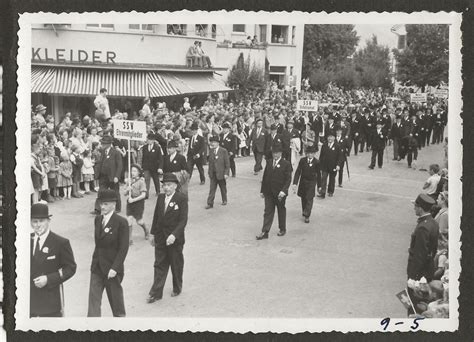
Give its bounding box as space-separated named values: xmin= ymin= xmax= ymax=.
xmin=233 ymin=24 xmax=246 ymax=33
xmin=129 ymin=24 xmax=153 ymax=31
xmin=86 ymin=24 xmax=115 ymax=30
xmin=271 ymin=25 xmax=289 ymax=44
xmin=167 ymin=24 xmax=187 ymax=36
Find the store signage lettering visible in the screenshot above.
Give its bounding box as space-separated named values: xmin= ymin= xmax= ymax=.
xmin=32 ymin=48 xmax=116 ymax=64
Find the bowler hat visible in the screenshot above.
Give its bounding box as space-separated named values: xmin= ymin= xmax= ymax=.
xmin=161 ymin=172 xmax=179 ymax=184
xmin=272 ymin=142 xmax=283 ymax=153
xmin=168 ymin=140 xmax=179 ymax=148
xmin=255 ymin=118 xmax=263 ymax=123
xmin=101 ymin=135 xmax=113 ymax=145
xmin=31 ymin=203 xmax=52 ymax=219
xmin=306 ymin=145 xmax=317 ymax=153
xmin=222 ymin=122 xmax=231 ymax=129
xmin=411 ymin=193 xmax=436 ymax=211
xmin=97 ymin=189 xmax=118 ymax=202
xmin=209 ymin=135 xmax=219 ymax=143
xmin=35 ymin=104 xmax=47 ymax=112
xmin=147 ymin=133 xmax=155 ymax=140
xmin=191 ymin=122 xmax=199 ymax=130
xmin=270 ymin=124 xmax=278 ymax=131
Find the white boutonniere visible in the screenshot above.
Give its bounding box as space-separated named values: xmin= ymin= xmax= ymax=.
xmin=261 ymin=132 xmax=264 ymax=135
xmin=174 ymin=204 xmax=179 ymax=210
xmin=42 ymin=247 xmax=49 ymax=254
xmin=104 ymin=227 xmax=110 ymax=233
xmin=215 ymin=156 xmax=219 ymax=159
xmin=276 ymin=164 xmax=280 ymax=168
xmin=309 ymin=163 xmax=313 ymax=167
xmin=169 ymin=202 xmax=175 ymax=207
xmin=331 ymin=147 xmax=335 ymax=151
xmin=173 ymin=160 xmax=177 ymax=164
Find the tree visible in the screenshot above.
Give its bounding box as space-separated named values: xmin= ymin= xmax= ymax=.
xmin=393 ymin=24 xmax=449 ymax=89
xmin=354 ymin=35 xmax=392 ymax=90
xmin=302 ymin=25 xmax=360 ymax=77
xmin=227 ymin=53 xmax=265 ymax=97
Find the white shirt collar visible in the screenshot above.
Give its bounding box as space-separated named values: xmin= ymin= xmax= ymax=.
xmin=169 ymin=152 xmax=177 ymax=160
xmin=165 ymin=191 xmax=175 ymax=199
xmin=33 ymin=229 xmax=50 ymax=253
xmin=102 ymin=211 xmax=114 ymax=227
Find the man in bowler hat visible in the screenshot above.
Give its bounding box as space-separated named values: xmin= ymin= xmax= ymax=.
xmin=250 ymin=118 xmax=266 ymax=175
xmin=206 ymin=135 xmax=230 ymax=209
xmin=93 ymin=135 xmax=123 ymax=214
xmin=292 ymin=145 xmax=321 ymax=223
xmin=147 ymin=173 xmax=188 ymax=303
xmin=219 ymin=122 xmax=237 ymax=177
xmin=88 ymin=189 xmax=129 ymax=317
xmin=141 ymin=133 xmax=164 ymax=199
xmin=256 ymin=143 xmax=292 ymax=240
xmin=318 ymin=132 xmax=343 ymax=198
xmin=30 ymin=203 xmax=76 ymax=317
xmin=406 ymin=193 xmax=439 ymax=315
xmin=187 ymin=122 xmax=206 ymax=185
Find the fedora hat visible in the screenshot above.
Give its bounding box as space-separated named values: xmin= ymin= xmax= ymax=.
xmin=168 ymin=140 xmax=179 ymax=148
xmin=101 ymin=135 xmax=113 ymax=145
xmin=97 ymin=189 xmax=118 ymax=202
xmin=190 ymin=122 xmax=199 ymax=130
xmin=161 ymin=173 xmax=179 ymax=184
xmin=31 ymin=203 xmax=52 ymax=219
xmin=209 ymin=135 xmax=219 ymax=143
xmin=305 ymin=145 xmax=317 ymax=153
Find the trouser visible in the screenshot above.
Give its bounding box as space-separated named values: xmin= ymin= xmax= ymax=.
xmin=229 ymin=154 xmax=236 ymax=176
xmin=432 ymin=126 xmax=442 ymax=144
xmin=149 ymin=243 xmax=184 ymax=299
xmin=407 ymin=147 xmax=418 ymax=167
xmin=425 ymin=129 xmax=432 ymax=146
xmin=338 ymin=161 xmax=345 ymax=185
xmin=207 ymin=173 xmax=227 ymax=205
xmin=393 ymin=138 xmax=400 ymax=159
xmin=253 ymin=150 xmax=264 ymax=172
xmin=31 ymin=311 xmax=63 ymax=317
xmin=144 ymin=169 xmax=160 ymax=198
xmin=187 ymin=157 xmax=205 ymax=183
xmin=370 ymin=147 xmax=384 ymax=168
xmin=87 ymin=271 xmax=125 ymax=317
xmin=94 ymin=176 xmax=121 ymax=212
xmin=262 ymin=194 xmax=286 ymax=233
xmin=359 ymin=133 xmax=368 ymax=152
xmin=202 ymin=55 xmax=212 ymax=67
xmin=352 ymin=135 xmax=360 ymax=155
xmin=301 ymin=196 xmax=314 ymax=218
xmin=321 ymin=170 xmax=336 ymax=195
xmin=440 ymin=125 xmax=445 ymax=142
xmin=417 ymin=132 xmax=425 ymax=149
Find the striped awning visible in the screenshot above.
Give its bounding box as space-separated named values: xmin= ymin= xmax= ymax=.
xmin=31 ymin=66 xmax=229 ymax=97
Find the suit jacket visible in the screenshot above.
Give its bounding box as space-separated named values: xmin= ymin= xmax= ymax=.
xmin=372 ymin=129 xmax=386 ymax=149
xmin=208 ymin=147 xmax=230 ymax=180
xmin=151 ymin=191 xmax=188 ymax=246
xmin=360 ymin=115 xmax=374 ymax=135
xmin=292 ymin=157 xmax=321 ymax=198
xmin=407 ymin=215 xmax=439 ymax=281
xmin=187 ymin=134 xmax=205 ymax=159
xmin=390 ymin=122 xmax=405 ymax=140
xmin=348 ymin=116 xmax=361 ymax=136
xmin=220 ymin=132 xmax=237 ymax=155
xmin=163 ymin=153 xmax=188 ymax=173
xmin=335 ymin=136 xmax=349 ymax=158
xmin=30 ymin=231 xmax=76 ymax=316
xmin=150 ymin=131 xmax=168 ymax=156
xmin=250 ymin=127 xmax=266 ymax=153
xmin=261 ymin=158 xmax=292 ymax=197
xmin=325 ymin=122 xmax=337 ymax=139
xmin=91 ymin=213 xmax=129 ymax=276
xmin=141 ymin=142 xmax=163 ymax=171
xmin=319 ymin=142 xmax=344 ymax=172
xmin=97 ymin=147 xmax=123 ymax=182
xmin=264 ymin=133 xmax=283 ymax=159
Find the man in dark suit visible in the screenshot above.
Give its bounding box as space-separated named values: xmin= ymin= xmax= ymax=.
xmin=264 ymin=124 xmax=283 ymax=160
xmin=407 ymin=193 xmax=439 ymax=315
xmin=348 ymin=111 xmax=361 ymax=156
xmin=147 ymin=173 xmax=188 ymax=303
xmin=256 ymin=143 xmax=293 ymax=240
xmin=317 ymin=132 xmax=343 ymax=199
xmin=187 ymin=122 xmax=206 ymax=185
xmin=390 ymin=115 xmax=404 ymax=161
xmin=407 ymin=113 xmax=420 ymax=168
xmin=368 ymin=122 xmax=386 ymax=169
xmin=88 ymin=189 xmax=129 ymax=317
xmin=30 ymin=203 xmax=76 ymax=317
xmin=292 ymin=145 xmax=321 ymax=223
xmin=219 ymin=122 xmax=237 ymax=177
xmin=141 ymin=133 xmax=164 ymax=199
xmin=335 ymin=127 xmax=349 ymax=187
xmin=93 ymin=135 xmax=123 ymax=214
xmin=250 ymin=118 xmax=267 ymax=175
xmin=163 ymin=140 xmax=189 ymax=196
xmin=206 ymin=136 xmax=230 ymax=209
xmin=359 ymin=109 xmax=374 ymax=152
xmin=325 ymin=115 xmax=337 ymax=140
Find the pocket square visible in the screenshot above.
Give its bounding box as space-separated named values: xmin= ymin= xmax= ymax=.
xmin=47 ymin=255 xmax=56 ymax=260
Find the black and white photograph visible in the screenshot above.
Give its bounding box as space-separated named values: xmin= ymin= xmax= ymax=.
xmin=13 ymin=11 xmax=462 ymax=333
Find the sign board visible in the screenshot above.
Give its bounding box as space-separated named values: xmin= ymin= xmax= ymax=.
xmin=113 ymin=119 xmax=147 ymax=141
xmin=434 ymin=88 xmax=448 ymax=99
xmin=410 ymin=93 xmax=427 ymax=103
xmin=297 ymin=99 xmax=318 ymax=112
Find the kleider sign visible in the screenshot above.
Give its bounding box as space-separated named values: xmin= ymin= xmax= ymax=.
xmin=32 ymin=48 xmax=117 ymax=64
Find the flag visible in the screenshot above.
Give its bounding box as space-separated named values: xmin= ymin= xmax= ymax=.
xmin=396 ymin=288 xmax=416 ymax=313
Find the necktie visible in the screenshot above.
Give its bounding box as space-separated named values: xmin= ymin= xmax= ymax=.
xmin=102 ymin=216 xmax=107 ymax=228
xmin=149 ymin=144 xmax=152 ymax=152
xmin=164 ymin=196 xmax=170 ymax=214
xmin=214 ymin=148 xmax=217 ymax=155
xmin=257 ymin=128 xmax=261 ymax=137
xmin=34 ymin=237 xmax=40 ymax=257
xmin=273 ymin=160 xmax=277 ymax=168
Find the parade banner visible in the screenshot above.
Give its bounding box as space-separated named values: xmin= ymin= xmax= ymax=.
xmin=297 ymin=99 xmax=318 ymax=111
xmin=113 ymin=119 xmax=147 ymax=141
xmin=434 ymin=88 xmax=449 ymax=99
xmin=410 ymin=93 xmax=427 ymax=103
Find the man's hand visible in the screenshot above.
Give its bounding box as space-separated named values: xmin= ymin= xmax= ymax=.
xmin=336 ymin=165 xmax=340 ymax=171
xmin=157 ymin=168 xmax=163 ymax=175
xmin=260 ymin=193 xmax=265 ymax=199
xmin=149 ymin=235 xmax=156 ymax=247
xmin=278 ymin=191 xmax=286 ymax=200
xmin=113 ymin=177 xmax=119 ymax=183
xmin=127 ymin=197 xmax=134 ymax=203
xmin=229 ymin=152 xmax=233 ymax=156
xmin=407 ymin=278 xmax=416 ymax=289
xmin=33 ymin=275 xmax=48 ymax=288
xmin=107 ymin=269 xmax=117 ymax=279
xmin=224 ymin=175 xmax=229 ymax=180
xmin=166 ymin=234 xmax=176 ymax=246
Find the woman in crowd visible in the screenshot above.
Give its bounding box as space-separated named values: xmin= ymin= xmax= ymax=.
xmin=434 ymin=191 xmax=448 ymax=280
xmin=31 ymin=141 xmax=45 ymax=204
xmin=125 ymin=164 xmax=149 ymax=245
xmin=57 ymin=151 xmax=73 ymax=200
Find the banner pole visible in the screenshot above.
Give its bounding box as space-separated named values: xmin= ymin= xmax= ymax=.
xmin=128 ymin=139 xmax=131 ymax=200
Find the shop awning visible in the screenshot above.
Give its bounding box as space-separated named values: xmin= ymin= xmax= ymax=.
xmin=161 ymin=72 xmax=232 ymax=95
xmin=31 ymin=66 xmax=230 ymax=97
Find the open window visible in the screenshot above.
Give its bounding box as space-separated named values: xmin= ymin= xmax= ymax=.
xmin=167 ymin=24 xmax=187 ymax=36
xmin=270 ymin=25 xmax=289 ymax=44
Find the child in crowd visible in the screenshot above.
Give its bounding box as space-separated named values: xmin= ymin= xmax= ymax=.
xmin=58 ymin=151 xmax=73 ymax=199
xmin=423 ymin=164 xmax=441 ymax=200
xmin=91 ymin=141 xmax=101 ymax=191
xmin=46 ymin=146 xmax=60 ymax=199
xmin=124 ymin=164 xmax=149 ymax=245
xmin=81 ymin=149 xmax=95 ymax=194
xmin=40 ymin=149 xmax=53 ymax=202
xmin=70 ymin=144 xmax=84 ymax=198
xmin=31 ymin=143 xmax=45 ymax=204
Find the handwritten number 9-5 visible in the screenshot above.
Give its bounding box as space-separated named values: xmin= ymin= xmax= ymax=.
xmin=380 ymin=317 xmax=424 ymax=331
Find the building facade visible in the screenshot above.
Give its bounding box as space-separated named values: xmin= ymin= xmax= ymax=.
xmin=31 ymin=23 xmax=303 ymax=120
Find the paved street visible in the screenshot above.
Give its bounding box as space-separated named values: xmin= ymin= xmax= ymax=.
xmin=45 ymin=142 xmax=445 ymax=318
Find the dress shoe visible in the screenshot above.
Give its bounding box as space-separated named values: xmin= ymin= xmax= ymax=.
xmin=378 ymin=165 xmax=382 ymax=168
xmin=72 ymin=193 xmax=82 ymax=198
xmin=171 ymin=291 xmax=181 ymax=297
xmin=90 ymin=210 xmax=99 ymax=215
xmin=304 ymin=217 xmax=310 ymax=223
xmin=317 ymin=194 xmax=325 ymax=199
xmin=205 ymin=204 xmax=213 ymax=209
xmin=368 ymin=166 xmax=374 ymax=170
xmin=253 ymin=171 xmax=258 ymax=175
xmin=146 ymin=295 xmax=160 ymax=304
xmin=338 ymin=184 xmax=343 ymax=188
xmin=221 ymin=201 xmax=227 ymax=206
xmin=392 ymin=158 xmax=397 ymax=161
xmin=200 ymin=181 xmax=205 ymax=185
xmin=328 ymin=193 xmax=333 ymax=197
xmin=256 ymin=232 xmax=268 ymax=240
xmin=277 ymin=230 xmax=286 ymax=237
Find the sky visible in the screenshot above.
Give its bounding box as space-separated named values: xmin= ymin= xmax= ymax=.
xmin=354 ymin=24 xmax=399 ymax=51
